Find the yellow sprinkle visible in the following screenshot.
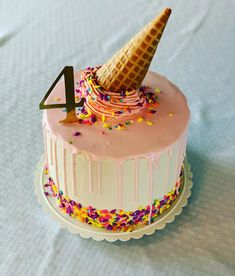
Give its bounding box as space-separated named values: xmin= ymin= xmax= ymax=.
xmin=78 ymin=114 xmax=86 ymax=119
xmin=146 ymin=120 xmax=153 ymax=126
xmin=168 ymin=112 xmax=174 ymax=117
xmin=88 ymin=80 xmax=92 ymax=84
xmin=54 ymin=97 xmax=61 ymax=101
xmin=102 ymin=115 xmax=106 ymax=122
xmin=112 ymin=111 xmax=115 ymax=116
xmin=137 ymin=116 xmax=144 ymax=123
xmin=78 ymin=113 xmax=86 ymax=119
xmin=52 ymin=185 xmax=57 ymax=193
xmin=155 ymin=88 xmax=161 ymax=94
xmin=117 ymin=125 xmax=125 ymax=130
xmin=126 ymin=91 xmax=130 ymax=96
xmin=103 ymin=123 xmax=111 ymax=128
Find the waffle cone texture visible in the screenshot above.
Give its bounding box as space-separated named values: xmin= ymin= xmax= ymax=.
xmin=96 ymin=8 xmax=171 ymax=92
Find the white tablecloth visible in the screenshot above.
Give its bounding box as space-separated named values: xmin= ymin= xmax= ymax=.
xmin=1 ymin=0 xmax=235 ymax=275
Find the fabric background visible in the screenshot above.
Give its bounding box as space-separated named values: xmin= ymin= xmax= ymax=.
xmin=1 ymin=0 xmax=235 ymax=275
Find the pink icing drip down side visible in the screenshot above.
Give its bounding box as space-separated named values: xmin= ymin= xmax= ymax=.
xmin=44 ymin=71 xmax=190 ymax=159
xmin=134 ymin=159 xmax=139 ymax=202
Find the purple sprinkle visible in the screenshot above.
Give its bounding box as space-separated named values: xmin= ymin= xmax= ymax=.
xmin=91 ymin=116 xmax=97 ymax=123
xmin=120 ymin=90 xmax=126 ymax=97
xmin=110 ymin=209 xmax=116 ymax=214
xmin=91 ymin=212 xmax=99 ymax=219
xmin=99 ymin=92 xmax=104 ymax=100
xmin=74 ymin=131 xmax=81 ymax=136
xmin=106 ymin=225 xmax=113 ymax=230
xmin=104 ymin=94 xmax=109 ymax=101
xmin=121 ymin=214 xmax=128 ymax=218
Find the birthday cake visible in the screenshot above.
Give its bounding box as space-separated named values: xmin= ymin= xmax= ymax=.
xmin=40 ymin=8 xmax=190 ymax=232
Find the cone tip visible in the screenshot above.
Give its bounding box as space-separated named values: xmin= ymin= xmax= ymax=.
xmin=164 ymin=8 xmax=172 ymax=16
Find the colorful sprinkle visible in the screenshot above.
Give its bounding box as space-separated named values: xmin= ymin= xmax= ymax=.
xmin=44 ymin=167 xmax=183 ymax=232
xmin=146 ymin=120 xmax=153 ymax=126
xmin=102 ymin=115 xmax=106 ymax=122
xmin=137 ymin=116 xmax=144 ymax=123
xmin=103 ymin=123 xmax=111 ymax=128
xmin=74 ymin=131 xmax=81 ymax=136
xmin=155 ymin=88 xmax=161 ymax=94
xmin=168 ymin=112 xmax=174 ymax=117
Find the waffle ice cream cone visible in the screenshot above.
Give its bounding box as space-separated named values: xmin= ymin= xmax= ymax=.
xmin=96 ymin=8 xmax=171 ymax=92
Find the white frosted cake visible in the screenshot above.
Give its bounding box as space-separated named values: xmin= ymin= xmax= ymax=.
xmin=40 ymin=8 xmax=190 ymax=232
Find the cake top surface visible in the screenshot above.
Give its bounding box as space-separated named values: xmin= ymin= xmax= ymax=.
xmin=44 ymin=70 xmax=190 ymax=159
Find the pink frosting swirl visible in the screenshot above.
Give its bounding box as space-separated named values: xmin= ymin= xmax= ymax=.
xmin=76 ymin=67 xmax=146 ymax=121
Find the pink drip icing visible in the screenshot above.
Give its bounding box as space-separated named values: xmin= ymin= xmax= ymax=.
xmin=148 ymin=158 xmax=154 ymax=224
xmin=72 ymin=154 xmax=76 ymax=196
xmin=54 ymin=140 xmax=60 ymax=192
xmin=117 ymin=161 xmax=123 ymax=209
xmin=164 ymin=148 xmax=171 ymax=194
xmin=174 ymin=144 xmax=179 ymax=187
xmin=134 ymin=159 xmax=139 ymax=202
xmin=88 ymin=159 xmax=92 ymax=193
xmin=155 ymin=155 xmax=159 ymax=192
xmin=183 ymin=133 xmax=187 ymax=157
xmin=50 ymin=139 xmax=53 ymax=166
xmin=43 ymin=125 xmax=48 ymax=165
xmin=177 ymin=139 xmax=184 ymax=182
xmin=97 ymin=161 xmax=101 ymax=195
xmin=63 ymin=147 xmax=67 ymax=194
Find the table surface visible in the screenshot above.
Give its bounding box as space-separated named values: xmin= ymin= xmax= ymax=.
xmin=1 ymin=1 xmax=235 ymax=275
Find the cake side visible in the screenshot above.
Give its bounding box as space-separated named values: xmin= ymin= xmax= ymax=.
xmin=43 ymin=70 xmax=189 ymax=212
xmin=43 ymin=125 xmax=187 ymax=211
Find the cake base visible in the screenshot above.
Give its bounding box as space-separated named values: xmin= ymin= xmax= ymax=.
xmin=34 ymin=155 xmax=193 ymax=242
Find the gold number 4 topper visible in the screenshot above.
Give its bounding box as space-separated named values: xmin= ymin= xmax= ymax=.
xmin=39 ymin=66 xmax=85 ymax=123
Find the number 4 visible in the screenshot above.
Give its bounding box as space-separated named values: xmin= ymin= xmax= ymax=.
xmin=39 ymin=66 xmax=85 ymax=123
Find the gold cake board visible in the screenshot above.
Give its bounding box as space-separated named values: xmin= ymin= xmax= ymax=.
xmin=34 ymin=156 xmax=193 ymax=242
